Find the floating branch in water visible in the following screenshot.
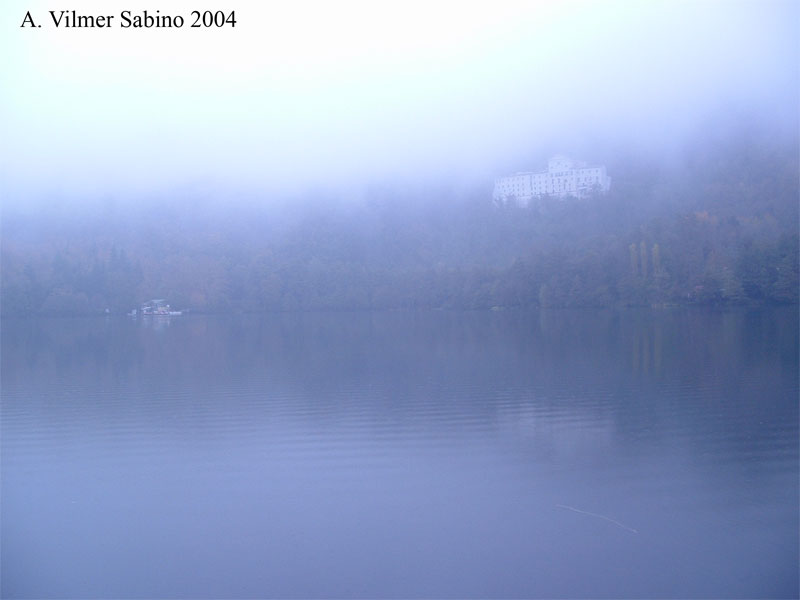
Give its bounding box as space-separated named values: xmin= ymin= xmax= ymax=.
xmin=556 ymin=504 xmax=638 ymax=534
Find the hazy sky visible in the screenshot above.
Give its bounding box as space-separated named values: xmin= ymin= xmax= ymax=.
xmin=1 ymin=0 xmax=797 ymax=202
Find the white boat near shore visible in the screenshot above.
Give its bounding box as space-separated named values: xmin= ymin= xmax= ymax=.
xmin=133 ymin=299 xmax=183 ymax=316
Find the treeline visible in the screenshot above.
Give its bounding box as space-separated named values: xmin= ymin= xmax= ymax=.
xmin=2 ymin=126 xmax=797 ymax=315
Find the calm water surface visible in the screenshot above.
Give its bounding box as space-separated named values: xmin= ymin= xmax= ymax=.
xmin=2 ymin=309 xmax=797 ymax=598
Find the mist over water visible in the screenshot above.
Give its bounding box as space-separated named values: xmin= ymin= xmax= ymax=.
xmin=1 ymin=2 xmax=798 ymax=597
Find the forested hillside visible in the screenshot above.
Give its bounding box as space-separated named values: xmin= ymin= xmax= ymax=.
xmin=2 ymin=125 xmax=797 ymax=315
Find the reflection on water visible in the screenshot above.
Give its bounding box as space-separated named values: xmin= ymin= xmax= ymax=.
xmin=2 ymin=308 xmax=798 ymax=598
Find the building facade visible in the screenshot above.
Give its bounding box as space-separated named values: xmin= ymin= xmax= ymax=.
xmin=493 ymin=155 xmax=611 ymax=205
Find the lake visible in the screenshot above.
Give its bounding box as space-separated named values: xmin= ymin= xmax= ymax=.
xmin=1 ymin=308 xmax=797 ymax=598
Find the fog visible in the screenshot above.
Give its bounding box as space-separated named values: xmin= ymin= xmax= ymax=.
xmin=1 ymin=0 xmax=797 ymax=205
xmin=3 ymin=5 xmax=799 ymax=597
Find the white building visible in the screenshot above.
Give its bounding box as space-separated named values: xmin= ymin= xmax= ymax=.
xmin=493 ymin=155 xmax=611 ymax=205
